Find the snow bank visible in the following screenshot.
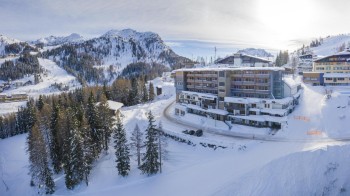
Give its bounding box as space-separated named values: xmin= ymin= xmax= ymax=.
xmin=215 ymin=144 xmax=350 ymax=196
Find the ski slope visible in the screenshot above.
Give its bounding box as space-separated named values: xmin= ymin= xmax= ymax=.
xmin=0 ymin=58 xmax=80 ymax=114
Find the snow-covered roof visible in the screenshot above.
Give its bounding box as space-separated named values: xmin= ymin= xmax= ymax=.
xmin=186 ymin=104 xmax=228 ymax=115
xmin=96 ymin=100 xmax=124 ymax=111
xmin=229 ymin=115 xmax=287 ymax=123
xmin=323 ymin=73 xmax=350 ymax=78
xmin=176 ymin=66 xmax=284 ymax=72
xmin=181 ymin=91 xmax=217 ymax=99
xmin=224 ymin=96 xmax=293 ymax=105
xmin=283 ymin=76 xmax=301 ymax=89
xmin=107 ymin=100 xmax=124 ymax=111
xmin=260 ymin=108 xmax=288 ymax=116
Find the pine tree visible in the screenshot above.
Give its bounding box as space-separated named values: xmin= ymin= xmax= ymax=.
xmin=113 ymin=111 xmax=130 ymax=176
xmin=149 ymin=82 xmax=155 ymax=101
xmin=49 ymin=101 xmax=63 ymax=173
xmin=37 ymin=95 xmax=44 ymax=111
xmin=63 ymin=108 xmax=85 ymax=190
xmin=97 ymin=94 xmax=113 ymax=152
xmin=130 ymin=123 xmax=144 ymax=167
xmin=157 ymin=121 xmax=168 ymax=173
xmin=27 ymin=123 xmax=55 ymax=194
xmin=79 ymin=114 xmax=94 ymax=186
xmin=142 ymin=83 xmax=148 ymax=103
xmin=139 ymin=111 xmax=159 ymax=175
xmin=86 ymin=92 xmax=102 ymax=157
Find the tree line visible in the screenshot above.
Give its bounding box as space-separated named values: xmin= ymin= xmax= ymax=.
xmin=0 ymin=80 xmax=165 ymax=193
xmin=275 ymin=50 xmax=289 ymax=67
xmin=0 ymin=52 xmax=43 ymax=81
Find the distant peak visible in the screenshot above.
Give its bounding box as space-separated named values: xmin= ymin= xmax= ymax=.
xmin=102 ymin=28 xmax=158 ymax=40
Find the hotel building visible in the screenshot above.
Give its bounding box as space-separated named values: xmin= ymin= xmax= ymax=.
xmin=174 ymin=67 xmax=301 ymax=128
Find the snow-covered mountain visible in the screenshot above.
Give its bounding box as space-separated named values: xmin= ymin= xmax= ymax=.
xmin=237 ymin=48 xmax=273 ymax=57
xmin=43 ymin=29 xmax=191 ymax=83
xmin=32 ymin=33 xmax=84 ymax=46
xmin=300 ymin=34 xmax=350 ymax=57
xmin=0 ymin=35 xmax=21 ymax=56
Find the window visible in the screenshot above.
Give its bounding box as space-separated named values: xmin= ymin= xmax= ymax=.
xmin=219 ymin=89 xmax=225 ymax=92
xmin=219 ymin=82 xmax=225 ymax=86
xmin=219 ymin=71 xmax=225 ymax=77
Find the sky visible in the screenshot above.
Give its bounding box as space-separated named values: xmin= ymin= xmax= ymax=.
xmin=1 ymin=0 xmax=350 ymax=56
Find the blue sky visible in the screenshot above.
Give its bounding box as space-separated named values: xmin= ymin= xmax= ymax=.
xmin=1 ymin=0 xmax=350 ymax=54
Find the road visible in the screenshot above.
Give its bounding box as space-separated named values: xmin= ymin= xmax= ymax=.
xmin=162 ymin=98 xmax=350 ymax=143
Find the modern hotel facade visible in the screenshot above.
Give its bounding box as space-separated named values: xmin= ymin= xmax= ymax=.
xmin=174 ymin=67 xmax=301 ymax=128
xmin=303 ymin=49 xmax=350 ymax=86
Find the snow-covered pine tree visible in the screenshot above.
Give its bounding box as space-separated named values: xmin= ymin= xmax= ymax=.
xmin=97 ymin=94 xmax=113 ymax=152
xmin=113 ymin=111 xmax=130 ymax=176
xmin=139 ymin=111 xmax=159 ymax=175
xmin=37 ymin=95 xmax=44 ymax=111
xmin=130 ymin=123 xmax=144 ymax=167
xmin=49 ymin=101 xmax=63 ymax=173
xmin=157 ymin=121 xmax=168 ymax=173
xmin=27 ymin=123 xmax=55 ymax=194
xmin=63 ymin=108 xmax=85 ymax=189
xmin=142 ymin=83 xmax=149 ymax=103
xmin=79 ymin=113 xmax=94 ymax=186
xmin=86 ymin=92 xmax=102 ymax=157
xmin=149 ymin=82 xmax=155 ymax=101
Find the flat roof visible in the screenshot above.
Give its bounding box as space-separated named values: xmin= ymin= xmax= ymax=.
xmin=175 ymin=66 xmax=284 ymax=72
xmin=323 ymin=73 xmax=350 ymax=78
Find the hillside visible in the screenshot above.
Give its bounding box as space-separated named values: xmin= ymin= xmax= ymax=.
xmin=298 ymin=34 xmax=350 ymax=57
xmin=237 ymin=48 xmax=274 ymax=57
xmin=215 ymin=145 xmax=350 ymax=196
xmin=31 ymin=33 xmax=84 ymax=46
xmin=42 ymin=29 xmax=192 ymax=84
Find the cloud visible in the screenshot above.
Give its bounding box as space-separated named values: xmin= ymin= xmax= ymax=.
xmin=1 ymin=0 xmax=350 ymax=50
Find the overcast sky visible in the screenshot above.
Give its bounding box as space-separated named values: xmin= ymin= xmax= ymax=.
xmin=1 ymin=0 xmax=350 ymax=50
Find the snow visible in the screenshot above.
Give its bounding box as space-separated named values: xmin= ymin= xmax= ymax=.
xmin=224 ymin=96 xmax=293 ymax=105
xmin=0 ymin=35 xmax=21 ymax=56
xmin=32 ymin=33 xmax=84 ymax=46
xmin=237 ymin=48 xmax=274 ymax=58
xmin=177 ymin=66 xmax=284 ymax=72
xmin=106 ymin=100 xmax=124 ymax=111
xmin=229 ymin=114 xmax=287 ymax=123
xmin=215 ymin=144 xmax=350 ymax=196
xmin=181 ymin=91 xmax=217 ymax=99
xmin=1 ymin=73 xmax=350 ymax=196
xmin=311 ymin=34 xmax=350 ymax=56
xmin=0 ymin=58 xmax=81 ymax=115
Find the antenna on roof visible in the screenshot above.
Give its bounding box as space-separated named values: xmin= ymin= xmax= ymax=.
xmin=214 ymin=46 xmax=217 ymax=64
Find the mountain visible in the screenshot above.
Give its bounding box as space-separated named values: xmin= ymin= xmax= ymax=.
xmin=297 ymin=34 xmax=350 ymax=57
xmin=0 ymin=35 xmax=21 ymax=56
xmin=43 ymin=29 xmax=192 ymax=84
xmin=237 ymin=48 xmax=274 ymax=57
xmin=32 ymin=33 xmax=84 ymax=46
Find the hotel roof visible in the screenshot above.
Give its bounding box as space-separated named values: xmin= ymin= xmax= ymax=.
xmin=175 ymin=66 xmax=284 ymax=72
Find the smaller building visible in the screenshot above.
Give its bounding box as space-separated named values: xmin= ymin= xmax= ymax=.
xmin=156 ymin=86 xmax=162 ymax=95
xmin=303 ymin=72 xmax=324 ymax=86
xmin=323 ymin=73 xmax=350 ymax=86
xmin=216 ymin=53 xmax=272 ymax=67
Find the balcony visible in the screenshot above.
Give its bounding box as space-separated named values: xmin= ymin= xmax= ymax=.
xmin=202 ymin=74 xmax=218 ymax=77
xmin=187 ymin=79 xmax=195 ymax=82
xmin=255 ymin=74 xmax=270 ymax=78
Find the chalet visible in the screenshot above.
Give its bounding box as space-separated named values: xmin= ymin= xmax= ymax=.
xmin=96 ymin=100 xmax=124 ymax=115
xmin=216 ymin=53 xmax=272 ymax=67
